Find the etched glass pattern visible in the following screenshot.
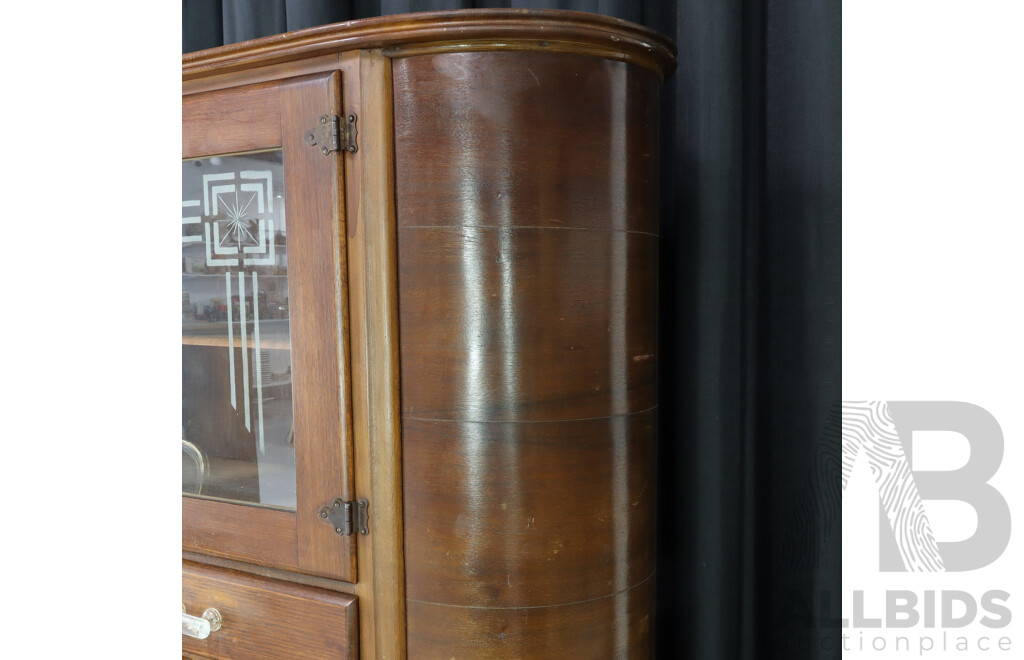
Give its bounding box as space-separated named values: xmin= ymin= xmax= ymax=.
xmin=181 ymin=150 xmax=295 ymax=509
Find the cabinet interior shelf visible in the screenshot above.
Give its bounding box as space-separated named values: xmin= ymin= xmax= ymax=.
xmin=182 ymin=336 xmax=290 ymax=350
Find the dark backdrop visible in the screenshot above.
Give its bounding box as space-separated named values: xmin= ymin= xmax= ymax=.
xmin=183 ymin=2 xmax=841 ymax=658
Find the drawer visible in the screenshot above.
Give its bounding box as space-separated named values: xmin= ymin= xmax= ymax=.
xmin=182 ymin=560 xmax=358 ymax=659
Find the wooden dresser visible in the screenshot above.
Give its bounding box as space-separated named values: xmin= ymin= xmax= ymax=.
xmin=181 ymin=10 xmax=675 ymax=659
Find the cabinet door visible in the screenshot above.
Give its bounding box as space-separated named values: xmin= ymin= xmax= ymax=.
xmin=182 ymin=72 xmax=357 ymax=582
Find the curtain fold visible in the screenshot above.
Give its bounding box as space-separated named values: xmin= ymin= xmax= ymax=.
xmin=182 ymin=2 xmax=841 ymax=658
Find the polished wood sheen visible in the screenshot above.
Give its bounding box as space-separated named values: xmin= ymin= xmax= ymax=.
xmin=183 ymin=10 xmax=676 ymax=82
xmin=403 ymin=410 xmax=656 ymax=607
xmin=183 ymin=10 xmax=673 ymax=658
xmin=393 ymin=52 xmax=660 ymax=237
xmin=395 ymin=50 xmax=660 ymax=656
xmin=398 ymin=226 xmax=658 ymax=421
xmin=407 ymin=577 xmax=654 ymax=659
xmin=183 ymin=561 xmax=358 ymax=660
xmin=182 ymin=81 xmax=281 ymax=157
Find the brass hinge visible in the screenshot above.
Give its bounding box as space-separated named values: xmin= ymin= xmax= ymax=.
xmin=319 ymin=498 xmax=369 ymax=536
xmin=304 ymin=113 xmax=358 ymax=156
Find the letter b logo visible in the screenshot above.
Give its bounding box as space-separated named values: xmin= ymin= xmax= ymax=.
xmin=842 ymin=401 xmax=1011 ymax=572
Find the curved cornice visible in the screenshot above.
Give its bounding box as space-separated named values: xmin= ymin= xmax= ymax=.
xmin=183 ymin=9 xmax=677 ymax=81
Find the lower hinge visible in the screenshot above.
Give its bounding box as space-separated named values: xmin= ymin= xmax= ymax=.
xmin=304 ymin=113 xmax=358 ymax=155
xmin=319 ymin=498 xmax=369 ymax=536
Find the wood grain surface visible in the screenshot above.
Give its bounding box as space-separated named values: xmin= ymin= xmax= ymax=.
xmin=343 ymin=49 xmax=409 ymax=660
xmin=393 ymin=51 xmax=660 ymax=236
xmin=182 ymin=560 xmax=358 ymax=660
xmin=394 ymin=50 xmax=660 ymax=656
xmin=398 ymin=226 xmax=658 ymax=421
xmin=182 ymin=13 xmax=670 ymax=656
xmin=403 ymin=410 xmax=657 ymax=607
xmin=406 ymin=575 xmax=654 ymax=659
xmin=280 ymin=70 xmax=358 ymax=582
xmin=183 ymin=10 xmax=675 ymax=82
xmin=183 ymin=74 xmax=357 ymax=583
xmin=183 ymin=497 xmax=298 ymax=572
xmin=183 ymin=81 xmax=281 ymax=158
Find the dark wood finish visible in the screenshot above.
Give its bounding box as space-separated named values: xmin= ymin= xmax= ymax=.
xmin=183 ymin=53 xmax=341 ymax=97
xmin=183 ymin=10 xmax=676 ymax=82
xmin=182 ymin=560 xmax=358 ymax=660
xmin=182 ymin=75 xmax=357 ymax=583
xmin=280 ymin=70 xmax=358 ymax=582
xmin=403 ymin=410 xmax=656 ymax=607
xmin=182 ymin=81 xmax=281 ymax=158
xmin=394 ymin=50 xmax=658 ymax=422
xmin=394 ymin=50 xmax=660 ymax=654
xmin=183 ymin=12 xmax=672 ymax=658
xmin=183 ymin=497 xmax=297 ymax=571
xmin=398 ymin=226 xmax=658 ymax=421
xmin=406 ymin=575 xmax=654 ymax=659
xmin=394 ymin=51 xmax=661 ymax=236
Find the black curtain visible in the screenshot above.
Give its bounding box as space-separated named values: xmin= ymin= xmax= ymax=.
xmin=183 ymin=2 xmax=841 ymax=658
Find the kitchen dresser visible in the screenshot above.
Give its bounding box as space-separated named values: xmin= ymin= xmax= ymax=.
xmin=181 ymin=9 xmax=675 ymax=659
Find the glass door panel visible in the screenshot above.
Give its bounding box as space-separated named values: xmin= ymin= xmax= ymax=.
xmin=182 ymin=71 xmax=355 ymax=581
xmin=181 ymin=150 xmax=295 ymax=509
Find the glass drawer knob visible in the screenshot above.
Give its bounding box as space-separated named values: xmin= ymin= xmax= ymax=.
xmin=182 ymin=603 xmax=223 ymax=639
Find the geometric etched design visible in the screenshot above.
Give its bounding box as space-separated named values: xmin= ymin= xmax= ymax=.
xmin=182 ymin=199 xmax=202 ymax=243
xmin=182 ymin=150 xmax=294 ymax=508
xmin=189 ymin=166 xmax=282 ymax=453
xmin=196 ymin=170 xmax=277 ymax=268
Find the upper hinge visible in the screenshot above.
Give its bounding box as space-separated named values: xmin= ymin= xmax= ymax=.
xmin=319 ymin=497 xmax=369 ymax=536
xmin=304 ymin=113 xmax=358 ymax=156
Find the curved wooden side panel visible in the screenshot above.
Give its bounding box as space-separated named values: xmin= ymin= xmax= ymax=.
xmin=398 ymin=227 xmax=657 ymax=421
xmin=394 ymin=51 xmax=660 ymax=657
xmin=403 ymin=411 xmax=657 ymax=607
xmin=393 ymin=51 xmax=659 ymax=236
xmin=407 ymin=577 xmax=654 ymax=659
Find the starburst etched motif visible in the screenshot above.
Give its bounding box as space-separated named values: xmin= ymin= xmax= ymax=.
xmin=217 ymin=189 xmax=259 ymax=248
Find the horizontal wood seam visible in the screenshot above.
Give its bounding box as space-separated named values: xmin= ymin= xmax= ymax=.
xmin=184 ymin=494 xmax=293 ymax=512
xmin=406 ymin=569 xmax=656 ymax=611
xmin=403 ymin=405 xmax=658 ymax=425
xmin=182 ymin=551 xmax=358 ymax=594
xmin=398 ymin=224 xmax=658 ymax=238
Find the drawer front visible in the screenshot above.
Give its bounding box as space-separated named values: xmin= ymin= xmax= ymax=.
xmin=182 ymin=561 xmax=358 ymax=659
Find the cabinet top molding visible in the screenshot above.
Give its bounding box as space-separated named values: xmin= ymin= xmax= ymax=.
xmin=183 ymin=9 xmax=677 ymax=81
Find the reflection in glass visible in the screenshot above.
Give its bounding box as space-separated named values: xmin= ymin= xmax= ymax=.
xmin=182 ymin=150 xmax=295 ymax=509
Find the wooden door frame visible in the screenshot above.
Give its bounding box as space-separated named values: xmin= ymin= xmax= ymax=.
xmin=182 ymin=71 xmax=358 ymax=583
